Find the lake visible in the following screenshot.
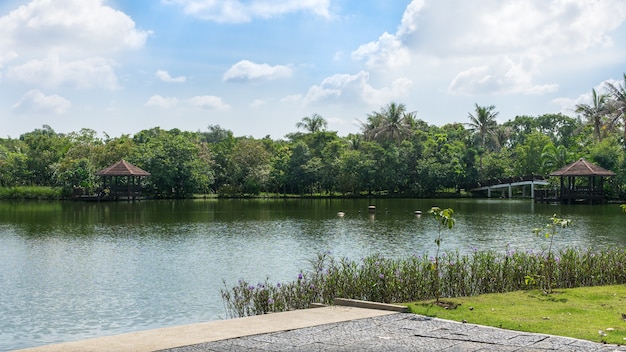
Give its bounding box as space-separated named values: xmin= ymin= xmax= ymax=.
xmin=1 ymin=198 xmax=625 ymax=350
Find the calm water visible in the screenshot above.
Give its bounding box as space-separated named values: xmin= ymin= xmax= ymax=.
xmin=1 ymin=198 xmax=625 ymax=350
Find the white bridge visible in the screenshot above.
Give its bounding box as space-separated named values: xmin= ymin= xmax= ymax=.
xmin=470 ymin=175 xmax=549 ymax=198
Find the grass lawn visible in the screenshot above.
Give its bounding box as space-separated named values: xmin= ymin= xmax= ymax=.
xmin=407 ymin=285 xmax=626 ymax=345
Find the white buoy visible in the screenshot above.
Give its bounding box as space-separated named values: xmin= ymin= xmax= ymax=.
xmin=337 ymin=211 xmax=345 ymax=217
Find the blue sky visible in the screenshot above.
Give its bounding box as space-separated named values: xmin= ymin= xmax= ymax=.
xmin=1 ymin=0 xmax=626 ymax=139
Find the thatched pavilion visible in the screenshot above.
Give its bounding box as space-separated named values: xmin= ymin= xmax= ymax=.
xmin=96 ymin=160 xmax=150 ymax=200
xmin=547 ymin=158 xmax=615 ymax=204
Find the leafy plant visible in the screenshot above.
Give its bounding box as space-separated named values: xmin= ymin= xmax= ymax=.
xmin=531 ymin=214 xmax=571 ymax=293
xmin=429 ymin=206 xmax=456 ymax=302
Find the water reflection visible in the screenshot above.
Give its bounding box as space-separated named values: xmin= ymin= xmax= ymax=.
xmin=1 ymin=199 xmax=625 ymax=350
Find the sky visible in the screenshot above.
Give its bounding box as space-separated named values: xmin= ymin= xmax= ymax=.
xmin=1 ymin=0 xmax=626 ymax=140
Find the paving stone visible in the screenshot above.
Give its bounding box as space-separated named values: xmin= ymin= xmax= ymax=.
xmin=159 ymin=313 xmax=625 ymax=352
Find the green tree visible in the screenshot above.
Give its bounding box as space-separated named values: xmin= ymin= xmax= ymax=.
xmin=361 ymin=102 xmax=415 ymax=143
xmin=467 ymin=104 xmax=499 ymax=180
xmin=541 ymin=143 xmax=573 ymax=173
xmin=205 ymin=126 xmax=236 ymax=192
xmin=513 ymin=132 xmax=551 ymax=176
xmin=224 ymin=138 xmax=271 ymax=195
xmin=0 ymin=151 xmax=29 ymax=186
xmin=268 ymin=143 xmax=291 ymax=195
xmin=586 ymin=137 xmax=622 ymax=173
xmin=296 ymin=113 xmax=327 ymax=133
xmin=286 ymin=142 xmax=315 ymax=195
xmin=54 ymin=158 xmax=97 ymax=195
xmin=19 ymin=125 xmax=69 ymax=186
xmin=481 ymin=149 xmax=513 ymax=181
xmin=502 ymin=115 xmax=534 ymax=147
xmin=96 ymin=135 xmax=135 ymax=169
xmin=575 ymin=88 xmax=609 ymax=142
xmin=337 ymin=149 xmax=365 ymax=195
xmin=429 ymin=206 xmax=455 ymax=303
xmin=605 ymin=73 xmax=626 ymax=142
xmin=133 ymin=128 xmax=214 ymax=198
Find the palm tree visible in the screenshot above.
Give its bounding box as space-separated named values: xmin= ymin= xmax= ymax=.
xmin=605 ymin=73 xmax=626 ymax=141
xmin=296 ymin=113 xmax=327 ymax=133
xmin=541 ymin=144 xmax=572 ymax=173
xmin=361 ymin=102 xmax=415 ymax=142
xmin=466 ymin=104 xmax=499 ymax=180
xmin=467 ymin=104 xmax=499 ymax=149
xmin=346 ymin=134 xmax=362 ymax=151
xmin=575 ymin=88 xmax=609 ymax=142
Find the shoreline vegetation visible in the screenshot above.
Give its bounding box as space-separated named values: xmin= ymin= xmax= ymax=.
xmin=0 ymin=186 xmax=62 ymax=200
xmin=221 ymin=248 xmax=626 ymax=318
xmin=0 ymin=186 xmax=475 ymax=200
xmin=221 ymin=248 xmax=626 ymax=344
xmin=3 ymin=86 xmax=626 ymax=200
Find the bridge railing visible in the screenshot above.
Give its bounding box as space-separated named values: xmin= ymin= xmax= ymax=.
xmin=470 ymin=175 xmax=547 ymax=189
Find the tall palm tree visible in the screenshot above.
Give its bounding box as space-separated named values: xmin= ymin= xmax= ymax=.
xmin=575 ymin=88 xmax=608 ymax=142
xmin=361 ymin=102 xmax=415 ymax=142
xmin=296 ymin=113 xmax=327 ymax=133
xmin=466 ymin=103 xmax=499 ymax=181
xmin=467 ymin=104 xmax=499 ymax=148
xmin=605 ymin=73 xmax=626 ymax=141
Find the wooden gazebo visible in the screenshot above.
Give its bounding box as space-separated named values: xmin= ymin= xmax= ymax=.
xmin=547 ymin=158 xmax=615 ymax=204
xmin=96 ymin=160 xmax=150 ymax=201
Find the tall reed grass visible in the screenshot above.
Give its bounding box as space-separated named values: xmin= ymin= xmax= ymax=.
xmin=221 ymin=248 xmax=626 ymax=318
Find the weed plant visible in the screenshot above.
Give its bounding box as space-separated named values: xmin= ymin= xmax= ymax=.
xmin=222 ymin=248 xmax=626 ymax=318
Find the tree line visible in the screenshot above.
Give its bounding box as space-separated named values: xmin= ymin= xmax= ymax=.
xmin=1 ymin=74 xmax=625 ymax=199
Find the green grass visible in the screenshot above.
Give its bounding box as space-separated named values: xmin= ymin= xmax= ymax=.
xmin=0 ymin=186 xmax=62 ymax=199
xmin=407 ymin=285 xmax=626 ymax=345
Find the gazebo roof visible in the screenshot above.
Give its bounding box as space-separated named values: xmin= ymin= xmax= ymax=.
xmin=549 ymin=158 xmax=615 ymax=177
xmin=96 ymin=160 xmax=150 ymax=176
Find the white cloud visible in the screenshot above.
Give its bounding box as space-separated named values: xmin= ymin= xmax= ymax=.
xmin=396 ymin=0 xmax=427 ymax=37
xmin=156 ymin=70 xmax=186 ymax=83
xmin=393 ymin=0 xmax=626 ymax=57
xmin=351 ymin=32 xmax=411 ymax=69
xmin=188 ymin=95 xmax=230 ymax=110
xmin=0 ymin=0 xmax=149 ymax=92
xmin=0 ymin=50 xmax=18 ymax=68
xmin=163 ymin=0 xmax=330 ymax=23
xmin=145 ymin=95 xmax=179 ymax=108
xmin=0 ymin=0 xmax=150 ymax=55
xmin=223 ymin=60 xmax=292 ymax=82
xmin=553 ymin=78 xmax=618 ymax=114
xmin=146 ymin=94 xmax=230 ymax=110
xmin=12 ymin=89 xmax=71 ymax=114
xmin=7 ymin=54 xmax=118 ymax=89
xmin=448 ymin=55 xmax=559 ymax=95
xmin=458 ymin=1 xmax=626 ymax=55
xmin=297 ymin=71 xmax=413 ymax=107
xmin=351 ymin=0 xmax=626 ymax=96
xmin=363 ymin=77 xmax=414 ymax=106
xmin=251 ymin=99 xmax=267 ymax=108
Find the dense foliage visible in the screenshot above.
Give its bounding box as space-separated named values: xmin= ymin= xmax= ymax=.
xmin=2 ymin=74 xmax=626 ymax=198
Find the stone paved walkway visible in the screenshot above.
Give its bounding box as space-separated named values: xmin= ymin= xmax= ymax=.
xmin=161 ymin=313 xmax=626 ymax=352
